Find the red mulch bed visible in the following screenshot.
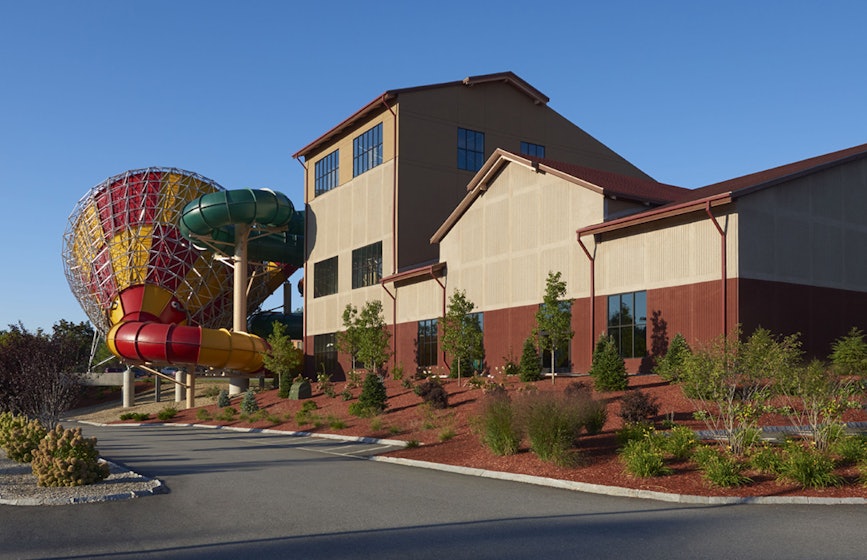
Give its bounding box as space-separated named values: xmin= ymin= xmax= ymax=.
xmin=114 ymin=374 xmax=867 ymax=499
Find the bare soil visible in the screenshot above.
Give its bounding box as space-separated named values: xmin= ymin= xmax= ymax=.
xmin=73 ymin=374 xmax=867 ymax=499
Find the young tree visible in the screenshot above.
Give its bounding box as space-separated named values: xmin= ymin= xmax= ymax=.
xmin=261 ymin=321 xmax=303 ymax=398
xmin=589 ymin=333 xmax=628 ymax=392
xmin=0 ymin=321 xmax=90 ymax=428
xmin=355 ymin=300 xmax=392 ymax=377
xmin=440 ymin=290 xmax=484 ymax=386
xmin=533 ymin=271 xmax=574 ymax=384
xmin=336 ymin=304 xmax=362 ymax=373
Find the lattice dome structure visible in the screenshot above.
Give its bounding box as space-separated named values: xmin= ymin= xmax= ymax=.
xmin=62 ymin=168 xmax=291 ymax=337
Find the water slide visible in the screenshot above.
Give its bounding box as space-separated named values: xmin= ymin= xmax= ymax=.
xmin=64 ymin=169 xmax=303 ymax=374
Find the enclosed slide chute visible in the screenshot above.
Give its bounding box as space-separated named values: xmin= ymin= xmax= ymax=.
xmin=63 ymin=168 xmax=303 ymax=374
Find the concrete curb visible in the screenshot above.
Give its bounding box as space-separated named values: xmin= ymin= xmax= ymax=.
xmin=73 ymin=421 xmax=867 ymax=506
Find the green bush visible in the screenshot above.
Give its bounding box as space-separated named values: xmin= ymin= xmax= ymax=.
xmin=240 ymin=389 xmax=260 ymax=415
xmin=30 ymin=425 xmax=110 ymax=487
xmin=156 ymin=407 xmax=178 ymax=421
xmin=518 ymin=337 xmax=543 ymax=382
xmin=295 ymin=401 xmax=320 ymax=425
xmin=660 ymin=425 xmax=697 ymax=461
xmin=217 ymin=389 xmax=231 ymax=408
xmin=620 ymin=437 xmax=672 ymax=477
xmin=583 ymin=400 xmax=608 ymax=435
xmin=589 ymin=334 xmax=628 ymax=392
xmin=119 ymin=412 xmax=150 ymax=421
xmin=519 ymin=392 xmax=591 ymax=466
xmin=748 ymin=443 xmax=785 ymax=475
xmin=1 ymin=416 xmax=47 ymax=463
xmin=832 ymin=434 xmax=867 ymax=464
xmin=196 ymin=409 xmax=213 ymax=422
xmin=617 ymin=422 xmax=655 ymax=446
xmin=654 ymin=333 xmax=691 ymax=382
xmin=779 ymin=442 xmax=842 ymax=488
xmin=473 ymin=395 xmax=521 ymax=456
xmin=693 ymin=446 xmax=751 ymax=487
xmin=216 ymin=406 xmax=237 ymax=421
xmin=350 ymin=373 xmax=387 ymax=417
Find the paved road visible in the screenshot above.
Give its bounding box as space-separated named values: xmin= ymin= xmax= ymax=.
xmin=2 ymin=424 xmax=866 ymax=559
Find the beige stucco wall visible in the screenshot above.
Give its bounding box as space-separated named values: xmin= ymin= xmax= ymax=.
xmin=305 ymin=108 xmax=397 ymax=336
xmin=439 ymin=162 xmax=603 ymax=312
xmin=737 ymin=157 xmax=867 ymax=291
xmin=593 ymin=209 xmax=739 ymax=296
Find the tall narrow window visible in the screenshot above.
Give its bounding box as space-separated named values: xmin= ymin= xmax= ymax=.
xmin=352 ymin=241 xmax=382 ymax=289
xmin=313 ymin=256 xmax=338 ymax=298
xmin=520 ymin=141 xmax=545 ymax=158
xmin=417 ymin=318 xmax=438 ymax=368
xmin=353 ymin=123 xmax=383 ymax=177
xmin=313 ymin=333 xmax=338 ymax=374
xmin=607 ymin=291 xmax=647 ymax=358
xmin=314 ymin=149 xmax=339 ymax=196
xmin=458 ymin=127 xmax=485 ymax=171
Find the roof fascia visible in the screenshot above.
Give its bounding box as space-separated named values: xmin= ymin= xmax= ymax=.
xmin=578 ymin=192 xmax=733 ymax=237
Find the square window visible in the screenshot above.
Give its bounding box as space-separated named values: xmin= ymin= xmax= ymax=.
xmin=352 ymin=241 xmax=382 ymax=289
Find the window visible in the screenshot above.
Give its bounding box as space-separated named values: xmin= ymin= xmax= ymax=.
xmin=313 ymin=256 xmax=338 ymax=298
xmin=352 ymin=241 xmax=382 ymax=288
xmin=353 ymin=123 xmax=383 ymax=177
xmin=313 ymin=333 xmax=337 ymax=374
xmin=417 ymin=318 xmax=438 ymax=368
xmin=607 ymin=291 xmax=647 ymax=358
xmin=458 ymin=127 xmax=485 ymax=171
xmin=314 ymin=150 xmax=339 ymax=196
xmin=520 ymin=141 xmax=545 ymax=158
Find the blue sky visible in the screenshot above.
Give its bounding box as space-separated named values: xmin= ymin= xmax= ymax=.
xmin=1 ymin=0 xmax=865 ymax=332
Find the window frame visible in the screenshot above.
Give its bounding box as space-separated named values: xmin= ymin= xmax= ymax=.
xmin=314 ymin=149 xmax=340 ymax=196
xmin=457 ymin=127 xmax=485 ymax=171
xmin=520 ymin=141 xmax=545 ymax=158
xmin=351 ymin=241 xmax=383 ymax=289
xmin=353 ymin=123 xmax=383 ymax=177
xmin=313 ymin=256 xmax=338 ymax=298
xmin=607 ymin=291 xmax=647 ymax=359
xmin=417 ymin=318 xmax=438 ymax=369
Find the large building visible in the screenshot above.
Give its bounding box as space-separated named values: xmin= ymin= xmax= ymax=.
xmin=293 ymin=72 xmax=867 ymax=378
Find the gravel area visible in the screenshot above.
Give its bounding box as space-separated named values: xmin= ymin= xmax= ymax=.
xmin=0 ymin=448 xmax=164 ymax=506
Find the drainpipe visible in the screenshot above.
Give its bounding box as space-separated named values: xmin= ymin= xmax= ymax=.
xmin=380 ymin=94 xmax=398 ymax=370
xmin=295 ymin=155 xmax=309 ymax=373
xmin=705 ymin=201 xmax=727 ymax=338
xmin=430 ymin=270 xmax=447 ymax=367
xmin=577 ymin=232 xmax=595 ymax=367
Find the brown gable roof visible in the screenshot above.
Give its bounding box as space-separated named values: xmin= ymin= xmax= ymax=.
xmin=579 ymin=142 xmax=867 ymax=236
xmin=431 ymin=149 xmax=686 ymax=243
xmin=292 ymin=72 xmax=549 ymax=160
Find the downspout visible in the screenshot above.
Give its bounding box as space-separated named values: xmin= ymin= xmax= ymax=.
xmin=296 ymin=155 xmax=309 ymax=373
xmin=705 ymin=201 xmax=727 ymax=338
xmin=381 ymin=94 xmax=399 ymax=369
xmin=430 ymin=270 xmax=447 ymax=367
xmin=577 ymin=232 xmax=595 ymax=368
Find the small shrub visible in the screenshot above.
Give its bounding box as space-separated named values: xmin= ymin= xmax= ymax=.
xmin=369 ymin=416 xmax=384 ymax=431
xmin=466 ymin=374 xmax=486 ymax=389
xmin=583 ymin=400 xmax=608 ymax=435
xmin=832 ymin=434 xmax=867 ymax=465
xmin=518 ymin=337 xmax=543 ymax=382
xmin=196 ymin=409 xmax=213 ymax=422
xmin=340 ymin=389 xmax=353 ymax=401
xmin=502 ymin=353 xmax=520 ymax=376
xmin=119 ymin=412 xmax=150 ymax=421
xmin=438 ymin=427 xmax=456 ymax=442
xmin=346 ymin=369 xmax=362 ymax=390
xmin=748 ymin=443 xmax=785 ymax=475
xmin=217 ymin=389 xmax=231 ymax=408
xmin=520 ymin=392 xmax=584 ymax=466
xmin=620 ymin=437 xmax=672 ymax=477
xmin=295 ymin=401 xmax=320 ymax=425
xmin=654 ymin=333 xmax=691 ymax=382
xmin=352 ymin=373 xmax=388 ymax=417
xmin=157 ymin=407 xmax=178 ymax=421
xmin=405 ymin=439 xmax=421 ymax=448
xmin=240 ymin=389 xmax=260 ymax=415
xmin=328 ymin=416 xmax=347 ymax=430
xmin=618 ymin=390 xmax=660 ymax=424
xmin=415 ymin=379 xmax=449 ymax=410
xmin=3 ymin=417 xmax=47 ymax=463
xmin=473 ymin=395 xmax=521 ymax=456
xmin=216 ymin=406 xmax=237 ymax=421
xmin=392 ymin=364 xmax=404 ymax=381
xmin=30 ymin=425 xmax=110 ymax=487
xmin=563 ymin=381 xmax=591 ymax=399
xmin=660 ymin=425 xmax=697 ymax=461
xmin=617 ymin=422 xmax=655 ymax=446
xmin=693 ymin=446 xmax=751 ymax=487
xmin=779 ymin=442 xmax=842 ymax=488
xmin=202 ymin=384 xmax=223 ymax=399
xmin=317 ymin=372 xmax=336 ymax=398
xmin=589 ymin=334 xmax=628 ymax=392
